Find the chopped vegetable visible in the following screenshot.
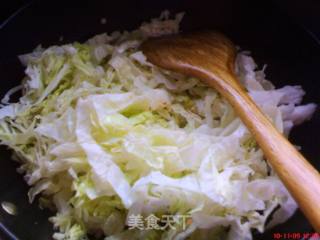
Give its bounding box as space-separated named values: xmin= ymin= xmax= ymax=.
xmin=1 ymin=201 xmax=18 ymax=215
xmin=0 ymin=11 xmax=316 ymax=240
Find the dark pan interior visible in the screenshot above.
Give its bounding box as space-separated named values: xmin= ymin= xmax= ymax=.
xmin=0 ymin=0 xmax=319 ymax=239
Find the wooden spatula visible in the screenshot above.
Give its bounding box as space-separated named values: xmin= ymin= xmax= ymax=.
xmin=141 ymin=31 xmax=320 ymax=231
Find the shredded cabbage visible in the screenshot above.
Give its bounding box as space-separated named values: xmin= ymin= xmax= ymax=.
xmin=0 ymin=11 xmax=316 ymax=240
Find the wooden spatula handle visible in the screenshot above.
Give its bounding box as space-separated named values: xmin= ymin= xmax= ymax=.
xmin=208 ymin=72 xmax=320 ymax=231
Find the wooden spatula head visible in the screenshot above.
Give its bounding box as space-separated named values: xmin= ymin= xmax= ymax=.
xmin=141 ymin=31 xmax=237 ymax=85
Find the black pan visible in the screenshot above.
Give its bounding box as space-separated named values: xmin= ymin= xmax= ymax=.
xmin=0 ymin=0 xmax=319 ymax=239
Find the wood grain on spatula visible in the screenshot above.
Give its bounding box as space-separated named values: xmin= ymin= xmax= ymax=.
xmin=141 ymin=31 xmax=320 ymax=231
